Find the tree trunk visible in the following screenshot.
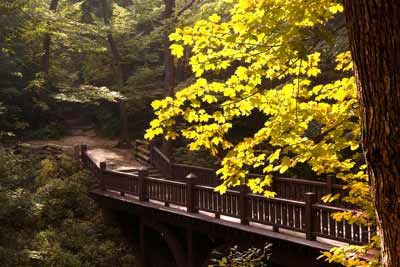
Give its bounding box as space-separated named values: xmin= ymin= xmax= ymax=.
xmin=41 ymin=0 xmax=59 ymax=81
xmin=163 ymin=0 xmax=176 ymax=97
xmin=344 ymin=1 xmax=400 ymax=266
xmin=162 ymin=0 xmax=176 ymax=157
xmin=101 ymin=0 xmax=130 ymax=147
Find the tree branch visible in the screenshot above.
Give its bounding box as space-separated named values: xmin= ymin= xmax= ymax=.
xmin=177 ymin=0 xmax=196 ymax=17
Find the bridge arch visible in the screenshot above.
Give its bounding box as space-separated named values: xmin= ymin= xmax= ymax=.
xmin=140 ymin=218 xmax=187 ymax=267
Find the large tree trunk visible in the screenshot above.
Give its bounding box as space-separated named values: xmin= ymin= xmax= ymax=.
xmin=344 ymin=1 xmax=400 ymax=266
xmin=101 ymin=0 xmax=130 ymax=147
xmin=41 ymin=0 xmax=59 ymax=81
xmin=163 ymin=0 xmax=176 ymax=97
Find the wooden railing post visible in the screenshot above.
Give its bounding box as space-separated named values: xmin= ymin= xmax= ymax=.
xmin=138 ymin=169 xmax=149 ymax=201
xmin=186 ymin=173 xmax=197 ymax=213
xmin=305 ymin=192 xmax=317 ymax=240
xmin=74 ymin=145 xmax=80 ymax=161
xmin=99 ymin=161 xmax=106 ymax=190
xmin=327 ymin=174 xmax=334 ymax=194
xmin=80 ymin=144 xmax=87 ymax=158
xmin=240 ymin=185 xmax=249 ymax=225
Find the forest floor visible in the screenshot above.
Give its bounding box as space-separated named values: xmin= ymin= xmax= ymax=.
xmin=24 ymin=118 xmax=142 ymax=172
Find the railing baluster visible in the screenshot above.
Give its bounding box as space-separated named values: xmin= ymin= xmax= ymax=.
xmin=99 ymin=161 xmax=106 ymax=191
xmin=288 ymin=204 xmax=293 ymax=227
xmin=80 ymin=144 xmax=87 ymax=158
xmin=329 ymin=212 xmax=336 ymax=238
xmin=294 ymin=206 xmax=300 ymax=228
xmin=345 ymin=221 xmax=352 ymax=241
xmin=138 ymin=169 xmax=149 ymax=201
xmin=215 ymin=193 xmax=221 ymax=219
xmin=282 ymin=203 xmax=287 ymax=226
xmin=258 ymin=199 xmax=263 ymax=221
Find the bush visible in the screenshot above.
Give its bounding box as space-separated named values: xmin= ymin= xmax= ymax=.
xmin=0 ymin=150 xmax=137 ymax=267
xmin=26 ymin=122 xmax=67 ymax=140
xmin=209 ymin=243 xmax=272 ymax=267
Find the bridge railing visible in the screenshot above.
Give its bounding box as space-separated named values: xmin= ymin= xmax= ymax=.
xmin=81 ymin=145 xmax=373 ymax=245
xmin=140 ymin=141 xmax=349 ymax=206
xmin=102 ymin=169 xmax=139 ymax=196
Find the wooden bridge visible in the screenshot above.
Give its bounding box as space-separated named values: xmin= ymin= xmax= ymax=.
xmin=81 ymin=140 xmax=374 ymax=267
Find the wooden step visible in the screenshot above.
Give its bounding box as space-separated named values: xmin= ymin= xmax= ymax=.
xmin=135 ymin=139 xmax=149 ymax=146
xmin=136 ymin=156 xmax=150 ymax=166
xmin=117 ymin=169 xmax=140 ymax=173
xmin=136 ymin=151 xmax=150 ymax=161
xmin=136 ymin=145 xmax=150 ymax=155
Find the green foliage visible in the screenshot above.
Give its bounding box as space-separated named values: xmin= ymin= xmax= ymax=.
xmin=0 ymin=0 xmax=165 ymax=140
xmin=209 ymin=243 xmax=272 ymax=267
xmin=26 ymin=122 xmax=67 ymax=140
xmin=0 ymin=150 xmax=136 ymax=267
xmin=90 ymin=103 xmax=121 ymax=137
xmin=53 ymin=85 xmax=125 ymax=104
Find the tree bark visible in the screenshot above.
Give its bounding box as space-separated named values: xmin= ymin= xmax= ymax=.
xmin=163 ymin=0 xmax=176 ymax=97
xmin=101 ymin=0 xmax=124 ymax=86
xmin=101 ymin=0 xmax=130 ymax=146
xmin=41 ymin=0 xmax=59 ymax=81
xmin=344 ymin=1 xmax=400 ymax=266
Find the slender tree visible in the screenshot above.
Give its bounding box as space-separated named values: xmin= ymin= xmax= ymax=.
xmin=163 ymin=0 xmax=197 ymax=96
xmin=101 ymin=0 xmax=130 ymax=147
xmin=42 ymin=0 xmax=59 ymax=82
xmin=344 ymin=1 xmax=400 ymax=266
xmin=163 ymin=0 xmax=176 ymax=97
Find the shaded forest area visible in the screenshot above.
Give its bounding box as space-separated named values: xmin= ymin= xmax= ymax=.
xmin=1 ymin=0 xmax=400 ymax=266
xmin=1 ymin=0 xmax=163 ymax=140
xmin=0 ymin=0 xmax=219 ymax=141
xmin=0 ymin=1 xmax=208 ymax=266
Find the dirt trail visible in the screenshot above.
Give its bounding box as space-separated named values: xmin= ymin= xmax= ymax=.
xmin=25 ymin=122 xmax=142 ymax=171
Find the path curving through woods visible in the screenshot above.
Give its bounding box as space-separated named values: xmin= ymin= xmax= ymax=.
xmin=25 ymin=119 xmax=142 ymax=172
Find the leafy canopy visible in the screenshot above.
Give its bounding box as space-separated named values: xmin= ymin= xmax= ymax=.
xmin=145 ymin=0 xmax=378 ymax=265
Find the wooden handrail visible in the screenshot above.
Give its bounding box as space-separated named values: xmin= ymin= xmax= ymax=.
xmin=145 ymin=175 xmax=186 ymax=186
xmin=152 ymin=146 xmax=171 ymax=164
xmin=312 ymin=203 xmax=351 ymax=212
xmin=247 ymin=193 xmax=306 ymax=206
xmin=103 ymin=169 xmax=138 ymax=177
xmin=173 ymin=163 xmax=215 ymax=172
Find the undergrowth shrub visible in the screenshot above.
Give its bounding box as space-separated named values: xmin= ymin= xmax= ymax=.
xmin=0 ymin=149 xmax=137 ymax=267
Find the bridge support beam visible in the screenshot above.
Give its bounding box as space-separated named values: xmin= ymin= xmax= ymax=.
xmin=186 ymin=228 xmax=194 ymax=267
xmin=139 ymin=219 xmax=148 ymax=267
